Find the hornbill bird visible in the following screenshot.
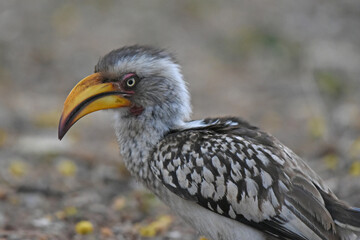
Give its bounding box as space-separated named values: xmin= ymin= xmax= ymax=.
xmin=58 ymin=45 xmax=360 ymax=240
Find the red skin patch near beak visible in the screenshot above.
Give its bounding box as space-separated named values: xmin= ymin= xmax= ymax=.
xmin=129 ymin=105 xmax=144 ymax=116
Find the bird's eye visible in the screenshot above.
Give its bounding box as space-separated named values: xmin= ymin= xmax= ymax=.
xmin=126 ymin=78 xmax=136 ymax=87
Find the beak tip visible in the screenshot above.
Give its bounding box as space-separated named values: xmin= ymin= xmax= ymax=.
xmin=58 ymin=125 xmax=68 ymax=141
xmin=58 ymin=115 xmax=66 ymax=141
xmin=58 ymin=133 xmax=64 ymax=141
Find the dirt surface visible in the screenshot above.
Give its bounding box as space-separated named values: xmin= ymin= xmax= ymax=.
xmin=0 ymin=1 xmax=360 ymax=239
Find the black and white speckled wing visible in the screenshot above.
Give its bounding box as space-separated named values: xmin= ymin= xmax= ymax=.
xmin=150 ymin=117 xmax=339 ymax=240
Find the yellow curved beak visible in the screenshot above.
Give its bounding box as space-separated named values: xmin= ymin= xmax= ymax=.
xmin=58 ymin=73 xmax=131 ymax=140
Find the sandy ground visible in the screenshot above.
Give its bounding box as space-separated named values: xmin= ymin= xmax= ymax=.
xmin=0 ymin=1 xmax=360 ymax=239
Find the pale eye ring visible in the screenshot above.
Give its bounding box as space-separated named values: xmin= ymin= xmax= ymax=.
xmin=126 ymin=78 xmax=136 ymax=87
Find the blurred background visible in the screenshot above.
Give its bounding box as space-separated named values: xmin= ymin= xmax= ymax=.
xmin=0 ymin=1 xmax=360 ymax=239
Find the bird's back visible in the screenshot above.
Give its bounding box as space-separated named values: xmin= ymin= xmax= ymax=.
xmin=150 ymin=117 xmax=360 ymax=240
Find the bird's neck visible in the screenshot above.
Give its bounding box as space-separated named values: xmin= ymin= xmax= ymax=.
xmin=114 ymin=107 xmax=180 ymax=182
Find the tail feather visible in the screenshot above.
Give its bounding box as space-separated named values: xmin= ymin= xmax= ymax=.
xmin=318 ymin=189 xmax=360 ymax=232
xmin=336 ymin=227 xmax=359 ymax=240
xmin=333 ymin=207 xmax=360 ymax=232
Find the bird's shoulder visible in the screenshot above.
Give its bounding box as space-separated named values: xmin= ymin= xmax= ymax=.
xmin=151 ymin=117 xmax=288 ymax=212
xmin=149 ymin=117 xmax=338 ymax=240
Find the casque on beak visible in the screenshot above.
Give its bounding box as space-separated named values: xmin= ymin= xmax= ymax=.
xmin=58 ymin=72 xmax=132 ymax=140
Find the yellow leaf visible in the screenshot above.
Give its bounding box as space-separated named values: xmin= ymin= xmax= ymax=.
xmin=75 ymin=220 xmax=94 ymax=235
xmin=349 ymin=161 xmax=360 ymax=176
xmin=308 ymin=117 xmax=326 ymax=139
xmin=0 ymin=129 xmax=8 ymax=147
xmin=57 ymin=159 xmax=77 ymax=177
xmin=349 ymin=138 xmax=360 ymax=159
xmin=57 ymin=206 xmax=78 ymax=219
xmin=155 ymin=215 xmax=173 ymax=229
xmin=199 ymin=237 xmax=209 ymax=240
xmin=139 ymin=225 xmax=157 ymax=237
xmin=322 ymin=154 xmax=339 ymax=170
xmin=139 ymin=215 xmax=173 ymax=237
xmin=8 ymin=160 xmax=27 ymax=177
xmin=64 ymin=206 xmax=78 ymax=217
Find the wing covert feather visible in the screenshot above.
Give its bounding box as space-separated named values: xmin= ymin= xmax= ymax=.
xmin=149 ymin=118 xmax=338 ymax=240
